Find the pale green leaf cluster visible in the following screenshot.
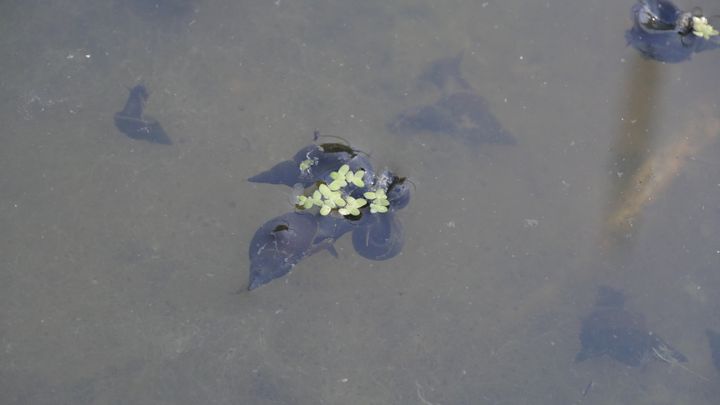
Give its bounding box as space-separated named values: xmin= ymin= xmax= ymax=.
xmin=329 ymin=164 xmax=365 ymax=190
xmin=296 ymin=163 xmax=379 ymax=217
xmin=693 ymin=16 xmax=719 ymax=40
xmin=296 ymin=184 xmax=347 ymax=216
xmin=338 ymin=196 xmax=367 ymax=216
xmin=296 ymin=191 xmax=321 ymax=209
xmin=364 ymin=189 xmax=390 ymax=214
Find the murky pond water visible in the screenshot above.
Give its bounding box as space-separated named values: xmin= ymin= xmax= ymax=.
xmin=2 ymin=0 xmax=720 ymax=403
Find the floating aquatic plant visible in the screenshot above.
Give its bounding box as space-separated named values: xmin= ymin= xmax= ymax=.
xmin=693 ymin=16 xmax=719 ymax=40
xmin=319 ymin=183 xmax=346 ymax=207
xmin=338 ymin=196 xmax=367 ymax=216
xmin=299 ymin=157 xmax=316 ymax=173
xmin=328 ymin=165 xmax=350 ymax=190
xmin=296 ymin=190 xmax=323 ymax=209
xmin=296 ymin=183 xmax=347 ymax=215
xmin=346 ymin=169 xmax=366 ymax=188
xmin=364 ymin=189 xmax=390 ymax=214
xmin=296 ymin=194 xmax=313 ymax=209
xmin=329 ymin=164 xmax=365 ymax=190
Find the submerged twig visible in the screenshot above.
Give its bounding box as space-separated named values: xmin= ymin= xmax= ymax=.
xmin=652 ymin=346 xmax=709 ymax=381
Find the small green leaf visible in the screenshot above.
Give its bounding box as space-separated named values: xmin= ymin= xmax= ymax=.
xmin=319 ymin=183 xmax=333 ymax=197
xmin=299 ymin=158 xmax=315 ymax=172
xmin=320 ymin=205 xmax=332 ymax=216
xmin=333 ymin=197 xmax=346 ymax=207
xmin=304 ymin=199 xmax=314 ymax=209
xmin=351 ymin=177 xmax=365 ymax=188
xmin=330 ymin=165 xmax=349 ymax=181
xmin=354 ymin=198 xmax=367 ymax=208
xmin=364 ymin=188 xmax=386 ymax=200
xmin=329 ymin=178 xmax=346 ymax=190
xmin=344 ymin=169 xmax=365 ymax=188
xmin=693 ymin=16 xmax=719 ymax=39
xmin=370 ymin=204 xmax=388 ymax=213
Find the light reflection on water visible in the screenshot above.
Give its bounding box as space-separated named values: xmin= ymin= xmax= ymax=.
xmin=1 ymin=0 xmax=719 ymax=403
